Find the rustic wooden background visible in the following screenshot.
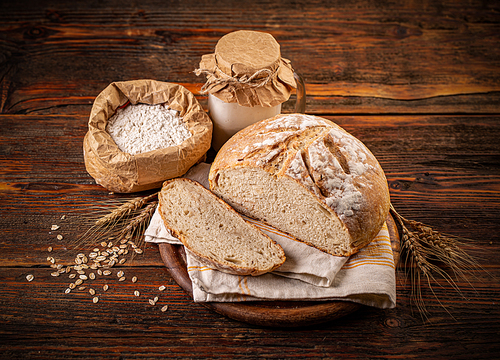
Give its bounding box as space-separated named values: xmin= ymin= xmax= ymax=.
xmin=1 ymin=0 xmax=499 ymax=358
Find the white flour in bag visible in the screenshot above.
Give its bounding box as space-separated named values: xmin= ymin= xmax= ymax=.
xmin=107 ymin=104 xmax=192 ymax=155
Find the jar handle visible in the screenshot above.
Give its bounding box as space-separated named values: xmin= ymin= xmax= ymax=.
xmin=293 ymin=71 xmax=306 ymax=113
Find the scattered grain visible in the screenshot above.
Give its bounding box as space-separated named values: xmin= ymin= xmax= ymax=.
xmin=51 ymin=272 xmax=60 ymax=277
xmin=158 ymin=285 xmax=166 ymax=291
xmin=161 ymin=305 xmax=169 ymax=312
xmin=92 ymin=297 xmax=99 ymax=304
xmin=65 ymin=288 xmax=71 ymax=294
xmin=47 ymin=246 xmax=53 ymax=252
xmin=68 ymin=273 xmax=76 ymax=279
xmin=26 ymin=274 xmax=34 ymax=282
xmin=132 ymin=276 xmax=137 ymax=283
xmin=89 ymin=272 xmax=96 ymax=280
xmin=118 ymin=276 xmax=126 ymax=282
xmin=79 ymin=275 xmax=88 ymax=280
xmin=103 ymin=270 xmax=112 ymax=276
xmin=117 ymin=270 xmax=124 ymax=278
xmin=75 ymin=279 xmax=83 ymax=286
xmin=57 ymin=234 xmax=63 ymax=240
xmin=89 ymin=288 xmax=95 ymax=296
xmin=134 ymin=290 xmax=140 ymax=297
xmin=149 ymin=299 xmax=156 ymax=306
xmin=78 ymin=286 xmax=86 ymax=291
xmin=51 ymin=225 xmax=60 ymax=231
xmin=103 ymin=284 xmax=109 ymax=291
xmin=69 ymin=283 xmax=76 ymax=289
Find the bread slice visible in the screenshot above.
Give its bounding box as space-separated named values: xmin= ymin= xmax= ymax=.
xmin=158 ymin=178 xmax=286 ymax=276
xmin=209 ymin=114 xmax=391 ymax=257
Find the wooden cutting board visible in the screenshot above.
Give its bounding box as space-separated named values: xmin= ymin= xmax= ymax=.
xmin=159 ymin=214 xmax=400 ymax=327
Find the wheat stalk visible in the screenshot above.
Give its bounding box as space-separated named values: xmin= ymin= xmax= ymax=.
xmin=94 ymin=193 xmax=157 ymax=227
xmin=390 ymin=203 xmax=483 ymax=320
xmin=121 ymin=201 xmax=157 ymax=237
xmin=71 ymin=192 xmax=158 ymax=251
xmin=119 ymin=201 xmax=157 ymax=260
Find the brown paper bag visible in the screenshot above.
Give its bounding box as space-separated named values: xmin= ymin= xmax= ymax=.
xmin=83 ymin=80 xmax=212 ymax=193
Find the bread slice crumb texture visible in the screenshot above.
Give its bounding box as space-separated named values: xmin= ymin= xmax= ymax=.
xmin=211 ymin=167 xmax=352 ymax=256
xmin=158 ymin=178 xmax=285 ymax=276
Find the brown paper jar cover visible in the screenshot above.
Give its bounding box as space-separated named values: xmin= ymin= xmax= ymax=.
xmin=195 ymin=30 xmax=297 ymax=108
xmin=83 ymin=80 xmax=213 ymax=193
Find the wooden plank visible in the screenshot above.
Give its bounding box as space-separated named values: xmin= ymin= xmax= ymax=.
xmin=0 ymin=266 xmax=498 ymax=358
xmin=1 ymin=114 xmax=498 ymax=264
xmin=1 ymin=0 xmax=499 ymax=115
xmin=1 ymin=1 xmax=499 ymax=356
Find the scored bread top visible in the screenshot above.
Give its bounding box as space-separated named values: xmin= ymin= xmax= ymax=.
xmin=209 ymin=114 xmax=391 ymax=254
xmin=158 ymin=178 xmax=286 ymax=276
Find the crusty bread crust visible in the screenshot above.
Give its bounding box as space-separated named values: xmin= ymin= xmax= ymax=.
xmin=209 ymin=114 xmax=391 ymax=256
xmin=158 ymin=178 xmax=286 ymax=276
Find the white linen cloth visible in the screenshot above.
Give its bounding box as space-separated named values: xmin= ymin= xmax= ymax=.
xmin=145 ymin=163 xmax=396 ymax=309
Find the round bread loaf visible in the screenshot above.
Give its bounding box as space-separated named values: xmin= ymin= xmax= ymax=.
xmin=209 ymin=114 xmax=390 ymax=257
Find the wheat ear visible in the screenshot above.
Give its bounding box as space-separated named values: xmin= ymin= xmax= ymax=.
xmin=95 ymin=192 xmax=157 ymax=227
xmin=121 ymin=202 xmax=157 ymax=247
xmin=390 ymin=203 xmax=483 ymax=320
xmin=72 ymin=192 xmax=158 ymax=250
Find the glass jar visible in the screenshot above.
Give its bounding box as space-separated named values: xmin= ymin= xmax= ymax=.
xmin=195 ymin=30 xmax=307 ymax=151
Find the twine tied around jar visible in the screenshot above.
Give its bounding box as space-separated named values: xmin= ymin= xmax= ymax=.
xmin=194 ymin=65 xmax=279 ymax=94
xmin=194 ymin=31 xmax=297 ymax=108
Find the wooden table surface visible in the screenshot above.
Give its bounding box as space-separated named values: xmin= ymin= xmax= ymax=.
xmin=1 ymin=0 xmax=499 ymax=358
